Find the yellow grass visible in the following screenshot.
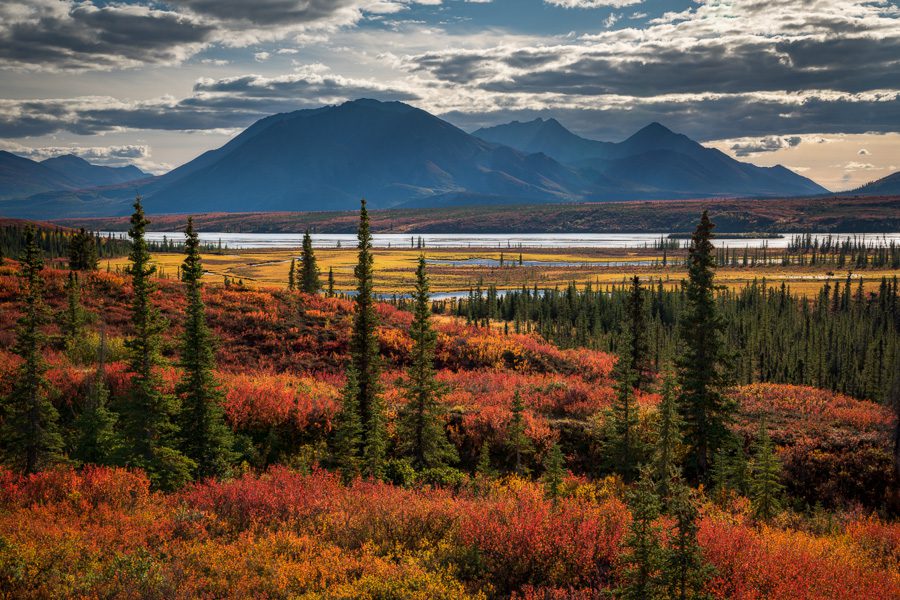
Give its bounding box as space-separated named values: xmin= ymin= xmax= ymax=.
xmin=103 ymin=248 xmax=898 ymax=298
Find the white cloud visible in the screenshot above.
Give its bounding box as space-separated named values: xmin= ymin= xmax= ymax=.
xmin=545 ymin=0 xmax=643 ymax=7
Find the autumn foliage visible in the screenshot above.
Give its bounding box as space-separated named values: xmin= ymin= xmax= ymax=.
xmin=0 ymin=262 xmax=897 ymax=598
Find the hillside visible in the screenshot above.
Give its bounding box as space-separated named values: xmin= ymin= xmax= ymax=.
xmin=851 ymin=171 xmax=900 ymax=195
xmin=55 ymin=195 xmax=900 ymax=234
xmin=0 ymin=263 xmax=896 ymax=598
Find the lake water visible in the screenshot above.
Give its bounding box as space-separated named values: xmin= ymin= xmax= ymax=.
xmin=102 ymin=231 xmax=900 ymax=250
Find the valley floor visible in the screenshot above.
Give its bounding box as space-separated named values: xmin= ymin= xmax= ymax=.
xmin=101 ymin=246 xmax=898 ymax=298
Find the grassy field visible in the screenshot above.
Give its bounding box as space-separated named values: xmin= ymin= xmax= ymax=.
xmin=103 ymin=246 xmax=898 ymax=297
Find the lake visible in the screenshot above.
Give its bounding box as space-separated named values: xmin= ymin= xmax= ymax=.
xmin=101 ymin=231 xmax=900 ymax=250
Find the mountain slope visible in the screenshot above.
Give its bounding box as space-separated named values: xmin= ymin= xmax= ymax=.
xmin=473 ymin=118 xmax=614 ymax=163
xmin=850 ymin=171 xmax=900 ymax=195
xmin=144 ymin=99 xmax=587 ymax=213
xmin=0 ymin=151 xmax=80 ymax=200
xmin=477 ymin=120 xmax=828 ymax=198
xmin=41 ymin=155 xmax=147 ymax=187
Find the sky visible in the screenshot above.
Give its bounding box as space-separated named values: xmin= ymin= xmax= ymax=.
xmin=0 ymin=0 xmax=898 ymax=191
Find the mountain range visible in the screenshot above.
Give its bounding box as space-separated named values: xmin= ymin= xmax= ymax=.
xmin=0 ymin=99 xmax=850 ymax=219
xmin=0 ymin=152 xmax=148 ymax=201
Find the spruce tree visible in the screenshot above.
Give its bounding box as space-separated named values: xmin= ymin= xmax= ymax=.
xmin=476 ymin=439 xmax=494 ymax=478
xmin=327 ymin=266 xmax=335 ymax=297
xmin=73 ymin=326 xmax=118 ymax=465
xmin=626 ymin=275 xmax=652 ymax=389
xmin=333 ymin=366 xmax=362 ymax=480
xmin=653 ymin=371 xmax=683 ymax=498
xmin=288 ymin=258 xmax=296 ymax=291
xmin=677 ymin=211 xmax=734 ymax=481
xmin=348 ymin=199 xmax=386 ymax=478
xmin=68 ymin=227 xmax=98 ymax=271
xmin=300 ymin=229 xmax=321 ymax=294
xmin=177 ymin=218 xmax=235 ymax=479
xmin=617 ymin=468 xmax=667 ymax=600
xmin=61 ymin=270 xmax=85 ymax=358
xmin=749 ymin=422 xmax=784 ymax=521
xmin=607 ymin=356 xmax=640 ymax=481
xmin=506 ymin=390 xmax=533 ymax=475
xmin=1 ymin=227 xmax=63 ymax=474
xmin=118 ymin=198 xmax=194 ymax=490
xmin=662 ymin=481 xmax=713 ymax=600
xmin=542 ymin=441 xmax=565 ymax=501
xmin=397 ymin=256 xmax=457 ymax=470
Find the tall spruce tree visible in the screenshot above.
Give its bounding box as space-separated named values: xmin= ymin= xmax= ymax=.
xmin=118 ymin=198 xmax=194 ymax=490
xmin=300 ymin=229 xmax=321 ymax=294
xmin=662 ymin=482 xmax=713 ymax=600
xmin=507 ymin=390 xmax=533 ymax=475
xmin=1 ymin=227 xmax=63 ymax=474
xmin=653 ymin=371 xmax=683 ymax=498
xmin=348 ymin=199 xmax=386 ymax=478
xmin=73 ymin=325 xmax=118 ymax=465
xmin=749 ymin=422 xmax=784 ymax=521
xmin=68 ymin=227 xmax=98 ymax=271
xmin=288 ymin=258 xmax=296 ymax=291
xmin=61 ymin=270 xmax=85 ymax=357
xmin=677 ymin=211 xmax=734 ymax=481
xmin=333 ymin=366 xmax=363 ymax=481
xmin=397 ymin=256 xmax=457 ymax=470
xmin=542 ymin=441 xmax=565 ymax=502
xmin=626 ymin=275 xmax=652 ymax=389
xmin=327 ymin=267 xmax=335 ymax=297
xmin=607 ymin=355 xmax=640 ymax=481
xmin=617 ymin=467 xmax=667 ymax=600
xmin=177 ymin=218 xmax=235 ymax=479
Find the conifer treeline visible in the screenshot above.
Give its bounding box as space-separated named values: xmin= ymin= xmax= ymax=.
xmin=446 ymin=274 xmax=899 ymax=405
xmin=0 ymin=224 xmax=129 ymax=263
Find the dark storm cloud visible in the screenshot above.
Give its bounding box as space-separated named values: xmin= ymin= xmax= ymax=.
xmin=171 ymin=0 xmax=359 ymax=27
xmin=410 ymin=33 xmax=900 ymax=97
xmin=0 ymin=1 xmax=215 ymax=70
xmin=192 ymin=73 xmax=420 ymax=102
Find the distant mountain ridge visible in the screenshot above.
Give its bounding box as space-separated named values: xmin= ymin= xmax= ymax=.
xmin=0 ymin=151 xmax=148 ymax=201
xmin=0 ymin=99 xmax=832 ymax=219
xmin=848 ymin=171 xmax=900 ymax=195
xmin=474 ymin=119 xmax=827 ymax=198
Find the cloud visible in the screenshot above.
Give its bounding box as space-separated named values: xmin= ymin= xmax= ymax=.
xmin=728 ymin=135 xmax=802 ymax=156
xmin=0 ymin=141 xmax=170 ymax=173
xmin=0 ymin=67 xmax=419 ymax=138
xmin=544 ymin=0 xmax=642 ymax=7
xmin=0 ymin=0 xmax=214 ymax=71
xmin=405 ymin=0 xmax=900 ymax=99
xmin=844 ymin=161 xmax=879 ymax=171
xmin=254 ymin=51 xmax=271 ymax=61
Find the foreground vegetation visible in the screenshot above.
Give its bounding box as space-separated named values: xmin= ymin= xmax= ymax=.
xmin=0 ymin=201 xmax=897 ymax=598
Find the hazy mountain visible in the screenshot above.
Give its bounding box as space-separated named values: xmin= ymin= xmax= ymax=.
xmin=0 ymin=151 xmax=80 ymax=200
xmin=476 ymin=120 xmax=828 ymax=198
xmin=41 ymin=155 xmax=148 ymax=187
xmin=0 ymin=151 xmax=148 ymax=205
xmin=142 ymin=99 xmax=587 ymax=213
xmin=473 ymin=118 xmax=614 ymax=163
xmin=850 ymin=171 xmax=900 ymax=195
xmin=0 ymin=100 xmax=834 ymax=219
